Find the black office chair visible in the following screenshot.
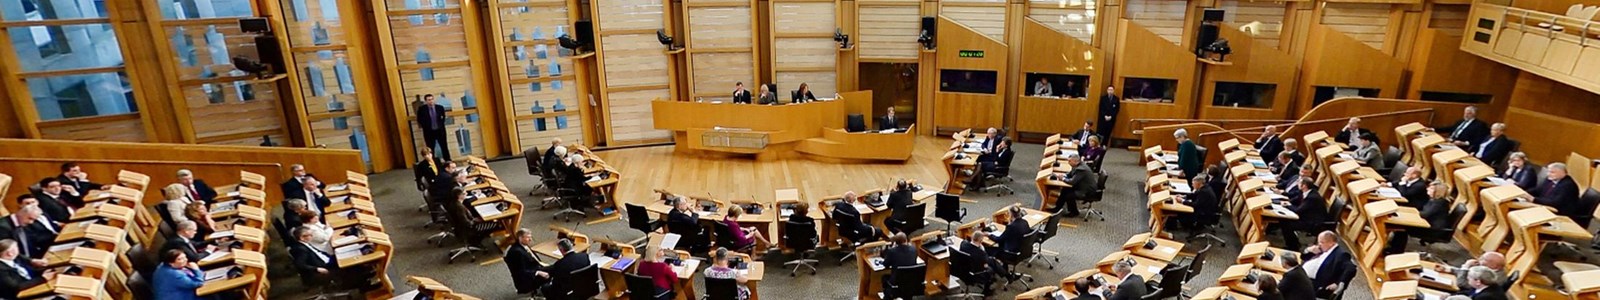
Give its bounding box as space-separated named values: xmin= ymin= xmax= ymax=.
xmin=782 ymin=219 xmax=820 ymax=276
xmin=668 ymin=219 xmax=711 ymax=254
xmin=846 ymin=114 xmax=867 ymax=132
xmin=524 ymin=147 xmax=544 ymax=195
xmin=886 ymin=202 xmax=927 ymax=234
xmin=538 ymin=163 xmax=566 ymax=210
xmin=1320 ymin=282 xmax=1349 ymax=300
xmin=947 ymin=248 xmax=989 ymax=299
xmin=975 ymin=150 xmax=1015 ymax=196
xmin=999 ymin=231 xmax=1038 ymax=290
xmin=625 ymin=273 xmax=672 ymax=300
xmin=442 ymin=200 xmax=501 ymax=263
xmin=556 ymin=265 xmax=602 ymax=300
xmin=1573 ymin=188 xmax=1600 ymax=228
xmin=1323 ymin=196 xmax=1347 ymax=233
xmin=154 ymin=202 xmax=176 ymax=232
xmin=625 ymin=203 xmax=664 ymax=245
xmin=1027 ymin=213 xmax=1062 ymax=269
xmin=929 ymin=193 xmax=967 ymax=232
xmin=1416 ymin=204 xmax=1466 ymax=250
xmin=713 ymin=221 xmax=756 ymax=254
xmin=270 ymin=218 xmax=291 ymax=245
xmin=703 ymin=277 xmax=739 ymax=300
xmin=1141 ymin=265 xmax=1187 ymax=300
xmin=1078 ymin=172 xmax=1109 ymax=221
xmin=881 ymin=264 xmax=929 ymax=300
xmin=552 ymin=187 xmax=588 ymax=222
xmin=832 ymin=218 xmax=867 ymax=265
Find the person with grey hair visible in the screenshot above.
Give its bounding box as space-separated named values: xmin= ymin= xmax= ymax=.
xmin=1179 ymin=173 xmax=1218 ymax=230
xmin=1054 ymin=152 xmax=1097 ymax=217
xmin=1445 ymin=251 xmax=1505 ymax=292
xmin=1532 ymin=162 xmax=1581 ymax=219
xmin=1301 ymin=231 xmax=1357 ymax=298
xmin=1352 ymin=135 xmax=1384 ymax=169
xmin=504 ymin=228 xmax=550 ymax=295
xmin=1471 ymin=122 xmax=1513 ymax=165
xmin=282 ymin=198 xmax=311 ymax=229
xmin=1256 ymin=125 xmax=1285 ymax=163
xmin=1175 ymin=128 xmax=1201 ymax=179
xmin=1108 ymin=259 xmax=1147 ymax=300
xmin=0 ymin=239 xmax=52 ymax=298
xmin=175 ymin=169 xmax=216 ymax=203
xmin=1278 ymin=252 xmax=1316 ymax=297
xmin=545 ymin=239 xmax=590 ymax=289
xmin=0 ymin=205 xmax=55 ymax=260
xmin=1501 ymin=152 xmax=1538 ymax=190
xmin=1466 ymin=266 xmax=1506 ymax=299
xmin=1335 ymin=117 xmax=1376 ymax=145
xmin=280 ymin=163 xmax=322 ymax=196
xmin=1442 ymin=106 xmax=1489 ymax=148
xmin=161 ymin=220 xmax=214 ymax=262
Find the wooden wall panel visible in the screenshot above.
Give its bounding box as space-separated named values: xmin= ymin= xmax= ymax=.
xmin=1016 ymin=19 xmax=1104 ymax=135
xmin=1124 ymin=0 xmax=1188 ymax=44
xmin=1198 ymin=23 xmax=1297 ymax=121
xmin=37 ymin=116 xmax=149 ymax=142
xmin=689 ymin=52 xmax=758 ymax=98
xmin=490 ymin=0 xmax=585 ymax=151
xmin=772 ymin=0 xmax=839 ymax=98
xmin=1112 ymin=20 xmax=1196 ymax=140
xmin=687 ymin=6 xmax=756 ymax=49
xmin=686 ymin=3 xmax=758 ymax=100
xmin=1296 ymin=24 xmax=1404 ymax=115
xmin=933 ymin=16 xmax=1008 ymax=131
xmin=858 ymin=3 xmax=922 ymax=60
xmin=592 ymin=0 xmax=672 ymax=145
xmin=1319 ymin=2 xmax=1392 ymax=50
xmin=1218 ymin=0 xmax=1288 ymax=49
xmin=1026 ymin=0 xmax=1097 ymax=43
xmin=1426 ymin=3 xmax=1470 ymax=31
xmin=1504 ymin=107 xmax=1600 ymax=164
xmin=1404 ymin=28 xmax=1515 ymax=116
xmin=1508 ymin=73 xmax=1600 ymax=125
xmin=941 ymin=5 xmax=1008 ymax=41
xmin=183 ymin=82 xmax=288 ymax=143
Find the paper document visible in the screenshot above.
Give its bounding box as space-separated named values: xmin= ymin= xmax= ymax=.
xmin=1487 ymin=177 xmax=1512 ymax=186
xmin=207 ymin=230 xmax=235 ymax=240
xmin=48 ymin=243 xmax=78 ymax=253
xmin=1146 ymin=265 xmax=1161 ymax=274
xmin=334 ymin=235 xmax=361 ymax=246
xmin=327 ymin=184 xmax=348 ymax=192
xmin=589 ymin=253 xmax=615 ymax=267
xmin=200 ymin=251 xmax=229 ymax=262
xmin=335 ymin=244 xmax=365 ymax=260
xmin=1023 ymin=214 xmax=1045 ymax=224
xmin=780 ymin=209 xmax=795 ymax=218
xmin=226 ymin=191 xmax=240 ymax=197
xmin=1375 ymin=187 xmax=1403 ymax=198
xmin=1160 ymin=247 xmax=1178 ymax=254
xmin=1420 ymin=268 xmax=1443 ymax=281
xmin=204 ymin=267 xmax=232 ymax=281
xmin=1169 ymin=182 xmax=1193 ymax=194
xmin=660 ymin=233 xmax=682 ymax=250
xmin=879 ymin=129 xmax=895 ymax=133
xmin=586 ymin=176 xmax=602 ymax=183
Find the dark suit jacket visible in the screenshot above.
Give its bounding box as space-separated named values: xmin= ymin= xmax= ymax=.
xmin=1471 ymin=137 xmax=1514 ymax=165
xmin=31 ymin=191 xmax=77 ymax=222
xmin=295 ymin=189 xmax=332 ymax=215
xmin=1470 ymin=286 xmax=1508 ymax=300
xmin=56 ymin=175 xmax=102 ymax=193
xmin=1071 ymin=129 xmax=1095 ymax=142
xmin=1292 ymin=189 xmax=1329 ymax=227
xmin=1074 ymin=294 xmax=1104 ymax=300
xmin=794 ymin=90 xmax=817 ymax=103
xmin=162 ymin=236 xmax=210 ymax=263
xmin=505 ymin=245 xmax=548 ymax=294
xmin=0 ymin=257 xmax=42 ymax=299
xmin=1256 ymin=135 xmax=1284 ymax=163
xmin=1176 ymin=140 xmax=1201 ymax=177
xmin=879 ymin=116 xmax=900 ymax=131
xmin=1302 ymin=246 xmax=1357 ymax=289
xmin=1533 ymin=177 xmax=1581 ymax=218
xmin=996 ymin=218 xmax=1030 ymax=255
xmin=1286 ymin=150 xmax=1306 ymax=168
xmin=1064 ymin=163 xmax=1098 ymax=198
xmin=1502 ymin=165 xmax=1539 ymax=191
xmin=414 ymin=159 xmax=442 ymax=188
xmin=548 ymin=251 xmax=591 ymax=276
xmin=1441 ymin=119 xmax=1489 ymax=147
xmin=1189 ymin=185 xmax=1220 ymax=217
xmin=0 ymin=218 xmax=53 ymax=259
xmin=1098 ymin=94 xmax=1120 ymax=123
xmin=1334 ymin=128 xmax=1377 ymax=145
xmin=832 ymin=202 xmax=873 ymax=238
xmin=1278 ymin=267 xmax=1316 ymax=298
xmin=882 ymin=244 xmax=919 ymax=269
xmin=1420 ymin=198 xmax=1453 ymax=232
xmin=187 ymin=180 xmax=218 ymax=203
xmin=288 ymin=241 xmax=336 ymax=281
xmin=887 ymin=190 xmax=913 ymax=211
xmin=280 ymin=176 xmax=325 ymax=199
xmin=1273 ymin=162 xmax=1300 ymax=185
xmin=732 ymin=90 xmax=752 ymax=104
xmin=667 ymin=209 xmax=699 ymax=232
xmin=956 ymin=241 xmax=992 ymax=272
xmin=1394 ymin=179 xmax=1429 ymax=209
xmin=1108 ymin=274 xmax=1147 ymax=300
xmin=417 ymin=103 xmax=448 ymax=133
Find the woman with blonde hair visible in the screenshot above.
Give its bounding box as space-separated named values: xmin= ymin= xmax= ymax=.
xmin=160 ymin=184 xmax=192 ymax=224
xmin=183 ymin=202 xmax=217 ymax=237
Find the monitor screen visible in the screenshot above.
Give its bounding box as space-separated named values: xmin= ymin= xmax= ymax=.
xmin=939 ymin=69 xmax=998 ymax=94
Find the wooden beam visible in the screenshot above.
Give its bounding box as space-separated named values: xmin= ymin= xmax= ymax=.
xmin=34 ymin=113 xmax=142 ymax=128
xmin=15 ymin=66 xmax=124 ymax=79
xmin=0 ymin=18 xmax=111 ymax=27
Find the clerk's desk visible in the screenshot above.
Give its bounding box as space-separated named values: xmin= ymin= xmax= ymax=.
xmin=391 ymin=276 xmax=481 ymax=300
xmin=651 ymin=91 xmax=914 ymax=161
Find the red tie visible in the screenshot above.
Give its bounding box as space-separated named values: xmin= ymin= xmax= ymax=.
xmin=189 ymin=184 xmax=201 ymax=200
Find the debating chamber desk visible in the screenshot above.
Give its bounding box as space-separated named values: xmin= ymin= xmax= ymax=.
xmin=651 ymin=91 xmax=915 ymax=161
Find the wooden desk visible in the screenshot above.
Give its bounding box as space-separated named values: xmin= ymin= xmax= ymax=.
xmin=1236 ymin=242 xmax=1291 ymax=273
xmin=532 ymin=226 xmax=591 ymax=261
xmin=1382 ymin=253 xmax=1458 ymax=292
xmin=18 ymin=274 xmax=106 ymax=299
xmin=855 ymin=240 xmax=932 ymax=300
xmin=1561 ymin=269 xmax=1600 ymax=297
xmin=1096 ymin=251 xmax=1168 ymax=280
xmin=1217 ymin=264 xmax=1280 ymax=296
xmin=1121 ymin=233 xmax=1185 ymax=262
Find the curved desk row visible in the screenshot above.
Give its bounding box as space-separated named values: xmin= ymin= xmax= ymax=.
xmin=651 ymin=92 xmax=913 ymax=161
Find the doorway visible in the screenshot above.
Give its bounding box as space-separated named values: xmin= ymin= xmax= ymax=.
xmin=859 ymin=62 xmax=919 ymax=127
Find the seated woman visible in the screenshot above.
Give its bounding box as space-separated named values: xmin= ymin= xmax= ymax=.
xmin=1081 ymin=136 xmax=1107 ymax=170
xmin=300 ymin=212 xmax=336 ymax=253
xmin=162 ymin=184 xmax=194 ymax=225
xmin=184 ymin=202 xmax=218 ymax=238
xmin=152 ymin=249 xmax=207 ymax=300
xmin=723 ymin=206 xmax=772 ymax=252
xmin=702 ymin=248 xmax=752 ymax=300
xmin=633 ymin=247 xmax=678 ymax=300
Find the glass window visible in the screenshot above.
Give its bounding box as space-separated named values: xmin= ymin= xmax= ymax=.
xmin=27 ymin=71 xmax=138 ymax=120
xmin=1123 ymin=78 xmax=1177 ymax=102
xmin=158 ymin=0 xmax=257 ymax=20
xmin=6 ymin=24 xmax=125 ymax=72
xmin=1212 ymin=82 xmax=1276 ymax=108
xmin=1419 ymin=91 xmax=1492 ymax=104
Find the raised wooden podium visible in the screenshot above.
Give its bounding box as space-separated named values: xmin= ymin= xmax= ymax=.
xmin=651 ymin=91 xmax=915 ymax=161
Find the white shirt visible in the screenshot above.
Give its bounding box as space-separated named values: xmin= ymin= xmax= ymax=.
xmin=1303 ymin=245 xmax=1335 ymax=280
xmin=305 ymin=241 xmax=332 ymax=263
xmin=1476 ymin=137 xmax=1496 ymax=158
xmin=1 ymin=258 xmax=28 ymax=279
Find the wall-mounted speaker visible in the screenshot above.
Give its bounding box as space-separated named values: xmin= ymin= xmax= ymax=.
xmin=575 ymin=20 xmax=595 ymax=47
xmin=239 ymin=18 xmax=270 ymax=33
xmin=1202 ymin=9 xmax=1225 ymax=22
xmin=1197 ymin=9 xmax=1224 ymax=55
xmin=253 ymin=35 xmax=286 ymax=75
xmin=918 ymin=16 xmax=936 ymax=49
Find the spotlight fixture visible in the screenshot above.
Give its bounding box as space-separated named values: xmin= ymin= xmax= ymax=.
xmin=557 ymin=34 xmax=587 ymax=53
xmin=1204 ymin=38 xmax=1232 ymax=61
xmin=656 ymin=29 xmax=679 ymax=50
xmin=917 ymin=30 xmax=934 ymax=50
xmin=833 ymin=28 xmax=851 ymax=49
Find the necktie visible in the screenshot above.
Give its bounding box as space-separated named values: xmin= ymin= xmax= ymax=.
xmin=428 ymin=105 xmax=438 ymax=129
xmin=1452 ymin=121 xmax=1470 ymax=139
xmin=189 ymin=184 xmax=201 ymax=200
xmin=16 ymin=226 xmax=29 ymax=258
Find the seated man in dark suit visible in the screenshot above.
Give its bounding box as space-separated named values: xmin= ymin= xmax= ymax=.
xmin=992 ymin=207 xmax=1031 ymax=259
xmin=958 ymin=233 xmax=1003 ymax=295
xmin=1464 ymin=266 xmax=1507 ymax=300
xmin=31 ymin=178 xmax=80 ymax=223
xmin=1277 ymin=253 xmax=1316 ymax=298
xmin=1053 ymin=153 xmax=1097 ymax=218
xmin=1470 ymin=123 xmax=1513 ymax=166
xmin=831 ymin=192 xmax=883 ymax=243
xmin=1070 ymin=122 xmax=1096 ymax=143
xmin=55 ymin=162 xmax=104 ymax=192
xmin=295 ymin=177 xmax=332 ymax=215
xmin=1301 ymin=231 xmax=1357 ymax=298
xmin=1281 ymin=179 xmax=1329 ymax=250
xmin=1282 ymin=138 xmax=1306 ymax=167
xmin=543 ymin=239 xmax=591 ymax=296
xmin=0 ymin=239 xmax=50 ymax=299
xmin=1277 ymin=166 xmax=1315 ymax=201
xmin=1501 ymin=152 xmax=1538 ymax=190
xmin=1256 ymin=125 xmax=1285 ymax=163
xmin=175 ymin=169 xmax=217 ymax=203
xmin=505 ymin=229 xmax=551 ymax=295
xmin=1531 ymin=163 xmax=1581 ymax=219
xmin=280 ymin=164 xmax=320 ymax=197
xmin=1391 ymin=167 xmax=1429 ymax=209
xmin=542 ymin=146 xmax=568 ymax=178
xmin=886 ymin=180 xmax=914 ymax=211
xmin=1269 ymin=152 xmax=1299 ymax=184
xmin=288 ymin=227 xmax=340 ymax=283
xmin=1074 ymin=277 xmax=1106 ymax=300
xmin=162 ymin=221 xmax=215 ymax=263
xmin=1107 ymin=259 xmax=1147 ymax=300
xmin=879 ymin=233 xmax=920 ymax=296
xmin=1440 ymin=106 xmax=1490 ymax=149
xmin=0 ymin=206 xmax=56 ymax=261
xmin=1178 ymin=175 xmax=1219 ymax=231
xmin=879 ymin=107 xmax=902 ymax=131
xmin=1333 ymin=117 xmax=1377 ymax=146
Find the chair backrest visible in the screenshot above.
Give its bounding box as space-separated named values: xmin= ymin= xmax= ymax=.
xmin=896 ymin=202 xmax=927 ymax=229
xmin=1575 ymin=188 xmax=1600 ymax=227
xmin=1040 ymin=212 xmax=1063 ymax=240
xmin=126 ymin=272 xmax=153 ymax=300
xmin=564 ymin=264 xmax=603 ymax=299
xmin=271 ymin=218 xmax=291 ymax=246
xmin=784 ymin=219 xmax=819 ymax=251
xmin=524 ymin=147 xmax=542 ymax=175
xmin=1017 ymin=230 xmax=1042 ymax=258
xmin=625 ymin=273 xmax=660 ymax=298
xmin=712 ymin=221 xmax=738 ymax=248
xmin=890 ymin=264 xmax=929 ymax=298
xmin=996 ymin=149 xmax=1015 ymax=170
xmin=846 ymin=114 xmax=866 ymax=132
xmin=934 ymin=193 xmax=963 ymax=222
xmin=1185 ymin=244 xmax=1212 ymax=281
xmin=1155 ymin=265 xmax=1187 ymax=297
xmin=705 ymin=277 xmax=740 ymax=300
xmin=626 ymin=203 xmax=653 ymax=232
xmin=949 ymin=247 xmax=977 ymax=278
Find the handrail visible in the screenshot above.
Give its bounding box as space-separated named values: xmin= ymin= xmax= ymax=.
xmin=0 ymin=157 xmax=284 ymax=168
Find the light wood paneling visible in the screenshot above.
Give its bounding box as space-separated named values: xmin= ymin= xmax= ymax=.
xmin=934 ymin=17 xmax=1008 ymax=131
xmin=1507 ymin=73 xmax=1600 ymax=126
xmin=1426 ymin=3 xmax=1470 ymax=31
xmin=1404 ymin=28 xmax=1516 ymax=114
xmin=1112 ymin=20 xmax=1197 ymax=140
xmin=1026 ymin=0 xmax=1097 ymax=43
xmin=858 ymin=2 xmax=922 ymax=60
xmin=1219 ymin=0 xmax=1288 ymax=49
xmin=1016 ymin=18 xmax=1104 ymax=135
xmin=772 ymin=0 xmax=839 ymax=98
xmin=687 ymin=5 xmax=755 ymax=49
xmin=1296 ymin=24 xmax=1404 ymax=115
xmin=183 ymin=82 xmax=288 ymax=143
xmin=594 ymin=0 xmax=669 ymax=31
xmin=607 ymin=90 xmax=673 ymax=141
xmin=689 ymin=52 xmax=758 ymax=98
xmin=593 ymin=0 xmax=673 ymax=144
xmin=490 ymin=0 xmax=586 ymax=151
xmin=37 ymin=115 xmax=148 ymax=142
xmin=1199 ymin=23 xmax=1297 ymax=121
xmin=601 ymin=36 xmax=673 ymax=87
xmin=1504 ymin=107 xmax=1600 ymax=165
xmin=941 ymin=4 xmax=1008 ymax=40
xmin=1319 ymin=2 xmax=1393 ymax=50
xmin=685 ymin=1 xmax=758 ymax=101
xmin=1124 ymin=0 xmax=1189 ymax=44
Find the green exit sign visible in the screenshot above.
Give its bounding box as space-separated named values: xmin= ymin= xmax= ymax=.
xmin=958 ymin=50 xmax=984 ymax=58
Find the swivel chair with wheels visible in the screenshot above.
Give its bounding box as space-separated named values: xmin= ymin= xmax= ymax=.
xmin=782 ymin=219 xmax=820 ymax=276
xmin=880 ymin=264 xmax=929 ymax=300
xmin=928 ymin=193 xmax=967 ymax=232
xmin=625 ymin=273 xmax=673 ymax=300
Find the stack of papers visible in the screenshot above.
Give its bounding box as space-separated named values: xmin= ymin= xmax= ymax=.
xmin=1375 ymin=187 xmax=1403 ymax=198
xmin=660 ymin=234 xmax=682 ymax=250
xmin=200 ymin=251 xmax=229 ymax=262
xmin=1169 ymin=182 xmax=1194 ymax=194
xmin=333 ymin=235 xmax=361 ymax=246
xmin=207 ymin=230 xmax=235 ymax=240
xmin=1487 ymin=177 xmax=1512 ymax=186
xmin=335 ymin=243 xmax=365 ymax=260
xmin=204 ymin=267 xmax=233 ymax=281
xmin=589 ymin=253 xmax=616 ymax=268
xmin=327 ymin=184 xmax=348 ymax=192
xmin=473 ymin=203 xmax=503 ymax=218
xmin=48 ymin=243 xmax=78 ymax=253
xmin=1023 ymin=214 xmax=1045 ymax=224
xmin=779 ymin=208 xmax=795 ymax=218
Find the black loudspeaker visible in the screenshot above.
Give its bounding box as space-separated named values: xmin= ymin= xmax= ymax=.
xmin=1202 ymin=9 xmax=1225 ymax=22
xmin=575 ymin=20 xmax=595 ymax=46
xmin=921 ymin=17 xmax=936 ymax=36
xmin=1196 ymin=24 xmax=1219 ymax=55
xmin=239 ymin=18 xmax=270 ymax=33
xmin=253 ymin=35 xmax=286 ymax=75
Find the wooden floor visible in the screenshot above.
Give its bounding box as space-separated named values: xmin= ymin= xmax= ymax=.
xmin=595 ymin=136 xmax=956 ymax=206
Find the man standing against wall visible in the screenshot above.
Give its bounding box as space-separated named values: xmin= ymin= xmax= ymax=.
xmin=417 ymin=94 xmax=451 ymax=161
xmin=1098 ymin=86 xmax=1121 ymax=143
